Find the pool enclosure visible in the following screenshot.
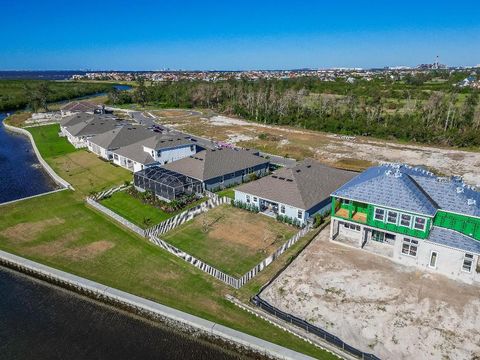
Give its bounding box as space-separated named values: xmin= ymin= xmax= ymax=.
xmin=133 ymin=166 xmax=203 ymax=201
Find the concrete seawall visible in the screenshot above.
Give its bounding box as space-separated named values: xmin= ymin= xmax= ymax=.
xmin=0 ymin=250 xmax=316 ymax=360
xmin=3 ymin=121 xmax=72 ymax=189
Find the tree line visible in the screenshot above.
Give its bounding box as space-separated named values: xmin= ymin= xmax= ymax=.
xmin=108 ymin=75 xmax=480 ymax=147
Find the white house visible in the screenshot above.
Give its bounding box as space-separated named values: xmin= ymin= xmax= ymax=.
xmin=60 ymin=113 xmax=121 ymax=148
xmin=234 ymin=159 xmax=356 ymax=226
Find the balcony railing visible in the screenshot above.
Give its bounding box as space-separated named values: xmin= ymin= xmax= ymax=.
xmin=334 ymin=208 xmax=367 ymax=224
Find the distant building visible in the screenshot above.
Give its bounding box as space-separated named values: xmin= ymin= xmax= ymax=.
xmin=330 ymin=164 xmax=480 ymax=284
xmin=60 ymin=113 xmax=122 ymax=148
xmin=60 ymin=101 xmax=102 ymax=116
xmin=234 ymin=159 xmax=356 ymax=225
xmin=87 ymin=126 xmax=197 ymax=172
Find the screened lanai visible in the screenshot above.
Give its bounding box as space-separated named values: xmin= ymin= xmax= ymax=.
xmin=133 ymin=166 xmax=203 ymax=201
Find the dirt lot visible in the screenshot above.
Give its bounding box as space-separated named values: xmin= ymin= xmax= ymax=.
xmin=151 ymin=110 xmax=480 ymax=185
xmin=261 ymin=228 xmax=480 ymax=360
xmin=162 ymin=205 xmax=297 ymax=276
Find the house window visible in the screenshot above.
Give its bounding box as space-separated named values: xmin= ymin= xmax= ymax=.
xmin=280 ymin=205 xmax=285 ymax=214
xmin=190 ymin=145 xmax=195 ymax=151
xmin=414 ymin=217 xmax=426 ymax=231
xmin=429 ymin=251 xmax=438 ymax=268
xmin=297 ymin=210 xmax=303 ymax=219
xmin=371 ymin=230 xmax=385 ymax=243
xmin=385 ymin=233 xmax=396 ymax=244
xmin=344 ymin=223 xmax=361 ymax=231
xmin=387 ymin=211 xmax=398 ymax=224
xmin=400 ymin=214 xmax=412 ymax=228
xmin=253 ymin=197 xmax=258 ymax=202
xmin=374 ymin=208 xmax=385 ymax=221
xmin=246 ymin=195 xmax=251 ymax=204
xmin=462 ymin=253 xmax=474 ymax=272
xmin=402 ymin=238 xmax=418 ymax=257
xmin=113 ymin=154 xmax=119 ymax=160
xmin=343 ymin=199 xmax=351 ymax=206
xmin=157 ymin=150 xmax=162 ymax=157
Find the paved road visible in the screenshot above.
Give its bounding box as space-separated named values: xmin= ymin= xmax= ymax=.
xmin=130 ymin=111 xmax=156 ymax=127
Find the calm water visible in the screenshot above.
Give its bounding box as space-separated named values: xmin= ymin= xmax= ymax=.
xmin=0 ymin=113 xmax=57 ymax=203
xmin=0 ymin=268 xmax=247 ymax=360
xmin=0 ymin=91 xmax=252 ymax=359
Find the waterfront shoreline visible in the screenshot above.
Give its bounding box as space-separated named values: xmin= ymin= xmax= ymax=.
xmin=0 ymin=249 xmax=315 ymax=360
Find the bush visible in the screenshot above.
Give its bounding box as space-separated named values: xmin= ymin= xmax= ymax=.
xmin=232 ymin=200 xmax=259 ymax=213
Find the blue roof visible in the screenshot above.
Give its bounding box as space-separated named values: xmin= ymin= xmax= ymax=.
xmin=332 ymin=164 xmax=480 ymax=218
xmin=332 ymin=165 xmax=438 ymax=216
xmin=428 ymin=227 xmax=480 ymax=255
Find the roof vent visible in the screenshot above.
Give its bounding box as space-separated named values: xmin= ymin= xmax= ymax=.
xmin=296 ymin=169 xmax=301 ymax=173
xmin=306 ymin=165 xmax=311 ymax=168
xmin=385 ymin=170 xmax=393 ymax=176
xmin=286 ymin=179 xmax=293 ymax=182
xmin=393 ymin=170 xmax=402 ymax=178
xmin=467 ymin=199 xmax=477 ymax=206
xmin=272 ymin=175 xmax=278 ymax=179
xmin=456 ymin=187 xmax=464 ymax=194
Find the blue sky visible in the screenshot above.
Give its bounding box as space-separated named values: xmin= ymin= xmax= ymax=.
xmin=1 ymin=0 xmax=479 ymax=70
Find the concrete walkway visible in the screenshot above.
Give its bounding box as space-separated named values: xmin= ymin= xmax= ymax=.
xmin=0 ymin=250 xmax=317 ymax=360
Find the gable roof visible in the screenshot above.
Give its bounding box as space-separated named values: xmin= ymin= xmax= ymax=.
xmin=113 ymin=141 xmax=156 ymax=165
xmin=162 ymin=148 xmax=269 ymax=181
xmin=332 ymin=164 xmax=480 ymax=218
xmin=235 ymin=159 xmax=357 ymax=210
xmin=61 ymin=101 xmax=99 ymax=113
xmin=66 ymin=117 xmax=120 ymax=137
xmin=142 ymin=134 xmax=194 ymax=150
xmin=89 ymin=125 xmax=155 ymax=150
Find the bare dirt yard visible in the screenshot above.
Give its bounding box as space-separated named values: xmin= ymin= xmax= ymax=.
xmin=151 ymin=110 xmax=480 ymax=185
xmin=162 ymin=205 xmax=297 ymax=277
xmin=261 ymin=228 xmax=480 ymax=360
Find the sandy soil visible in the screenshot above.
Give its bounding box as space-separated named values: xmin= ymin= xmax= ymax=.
xmin=152 ymin=110 xmax=480 ymax=186
xmin=261 ymin=229 xmax=480 ymax=360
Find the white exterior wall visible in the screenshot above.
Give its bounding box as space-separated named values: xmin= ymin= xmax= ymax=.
xmin=234 ymin=190 xmax=307 ymax=224
xmin=87 ymin=141 xmax=110 ymax=160
xmin=331 ymin=218 xmax=480 ymax=284
xmin=63 ymin=128 xmax=88 ymax=149
xmin=143 ymin=144 xmax=195 ymax=165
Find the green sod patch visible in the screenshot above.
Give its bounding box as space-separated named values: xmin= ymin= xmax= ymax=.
xmin=27 ymin=124 xmax=77 ymax=159
xmin=100 ymin=191 xmax=174 ymax=228
xmin=163 ymin=205 xmax=297 ymax=277
xmin=216 ymin=188 xmax=235 ymax=200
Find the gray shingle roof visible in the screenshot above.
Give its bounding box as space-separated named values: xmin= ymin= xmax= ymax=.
xmin=162 ymin=148 xmax=269 ymax=181
xmin=112 ymin=142 xmax=156 ymax=165
xmin=428 ymin=227 xmax=480 ymax=255
xmin=67 ymin=118 xmax=120 ymax=137
xmin=236 ymin=159 xmax=357 ymax=210
xmin=142 ymin=134 xmax=194 ymax=150
xmin=61 ymin=101 xmax=99 ymax=112
xmin=89 ymin=125 xmax=156 ymax=150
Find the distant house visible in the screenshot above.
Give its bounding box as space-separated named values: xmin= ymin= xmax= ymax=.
xmin=87 ymin=125 xmax=157 ymax=161
xmin=234 ymin=159 xmax=356 ymax=225
xmin=111 ymin=135 xmax=197 ymax=173
xmin=134 ymin=148 xmax=269 ymax=201
xmin=60 ymin=101 xmax=102 ymax=116
xmin=87 ymin=125 xmax=197 ymax=172
xmin=60 ymin=113 xmax=122 ymax=148
xmin=330 ymin=163 xmax=480 ymax=284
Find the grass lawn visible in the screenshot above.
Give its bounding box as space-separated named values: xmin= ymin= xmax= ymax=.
xmin=100 ymin=191 xmax=174 ymax=228
xmin=163 ymin=205 xmax=297 ymax=277
xmin=27 ymin=124 xmax=77 ymax=159
xmin=0 ymin=190 xmax=335 ymax=360
xmin=216 ymin=188 xmax=235 ymax=200
xmin=100 ymin=191 xmax=211 ymax=229
xmin=0 ymin=125 xmax=337 ymax=359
